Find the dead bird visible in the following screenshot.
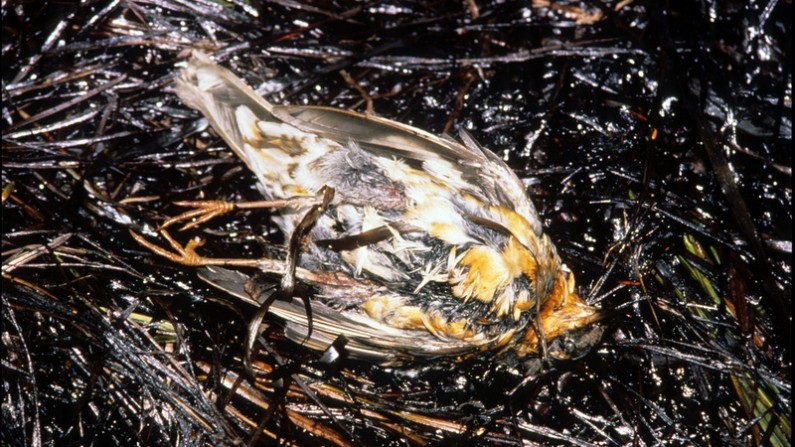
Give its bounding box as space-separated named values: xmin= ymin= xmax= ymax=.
xmin=133 ymin=51 xmax=604 ymax=370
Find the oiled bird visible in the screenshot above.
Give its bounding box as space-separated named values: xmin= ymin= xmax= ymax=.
xmin=134 ymin=52 xmax=603 ymax=369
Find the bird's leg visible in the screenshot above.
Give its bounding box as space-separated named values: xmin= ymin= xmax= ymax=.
xmin=267 ymin=185 xmax=335 ymax=341
xmin=279 ymin=186 xmax=335 ymax=296
xmin=131 ymin=187 xmax=334 ymax=272
xmin=161 ymin=194 xmax=327 ymax=231
xmin=238 ymin=186 xmax=334 ymax=371
xmin=130 ymin=227 xmax=287 ymax=270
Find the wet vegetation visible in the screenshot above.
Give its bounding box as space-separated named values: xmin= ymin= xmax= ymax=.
xmin=3 ymin=1 xmax=790 ymax=445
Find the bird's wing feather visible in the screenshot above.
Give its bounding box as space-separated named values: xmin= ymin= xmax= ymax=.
xmin=174 ymin=52 xmax=277 ymax=170
xmin=199 ymin=266 xmax=486 ymax=363
xmin=175 ymin=52 xmax=540 ymax=230
xmin=273 ymin=104 xmax=540 ymax=228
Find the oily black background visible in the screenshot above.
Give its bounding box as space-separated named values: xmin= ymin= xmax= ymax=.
xmin=2 ymin=1 xmax=791 ymax=446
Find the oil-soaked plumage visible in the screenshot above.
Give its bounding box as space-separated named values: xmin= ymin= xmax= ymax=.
xmin=142 ymin=52 xmax=604 ymax=369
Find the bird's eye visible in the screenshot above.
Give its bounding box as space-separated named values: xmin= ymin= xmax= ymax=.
xmin=563 ymin=337 xmax=578 ymax=355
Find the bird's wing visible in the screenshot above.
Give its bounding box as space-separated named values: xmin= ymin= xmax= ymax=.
xmin=175 ymin=52 xmax=541 ymax=234
xmin=198 ymin=266 xmax=491 ymax=364
xmin=273 ymin=104 xmax=541 ymax=233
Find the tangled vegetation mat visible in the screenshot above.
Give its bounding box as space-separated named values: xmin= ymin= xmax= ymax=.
xmin=3 ymin=1 xmax=791 ymax=446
